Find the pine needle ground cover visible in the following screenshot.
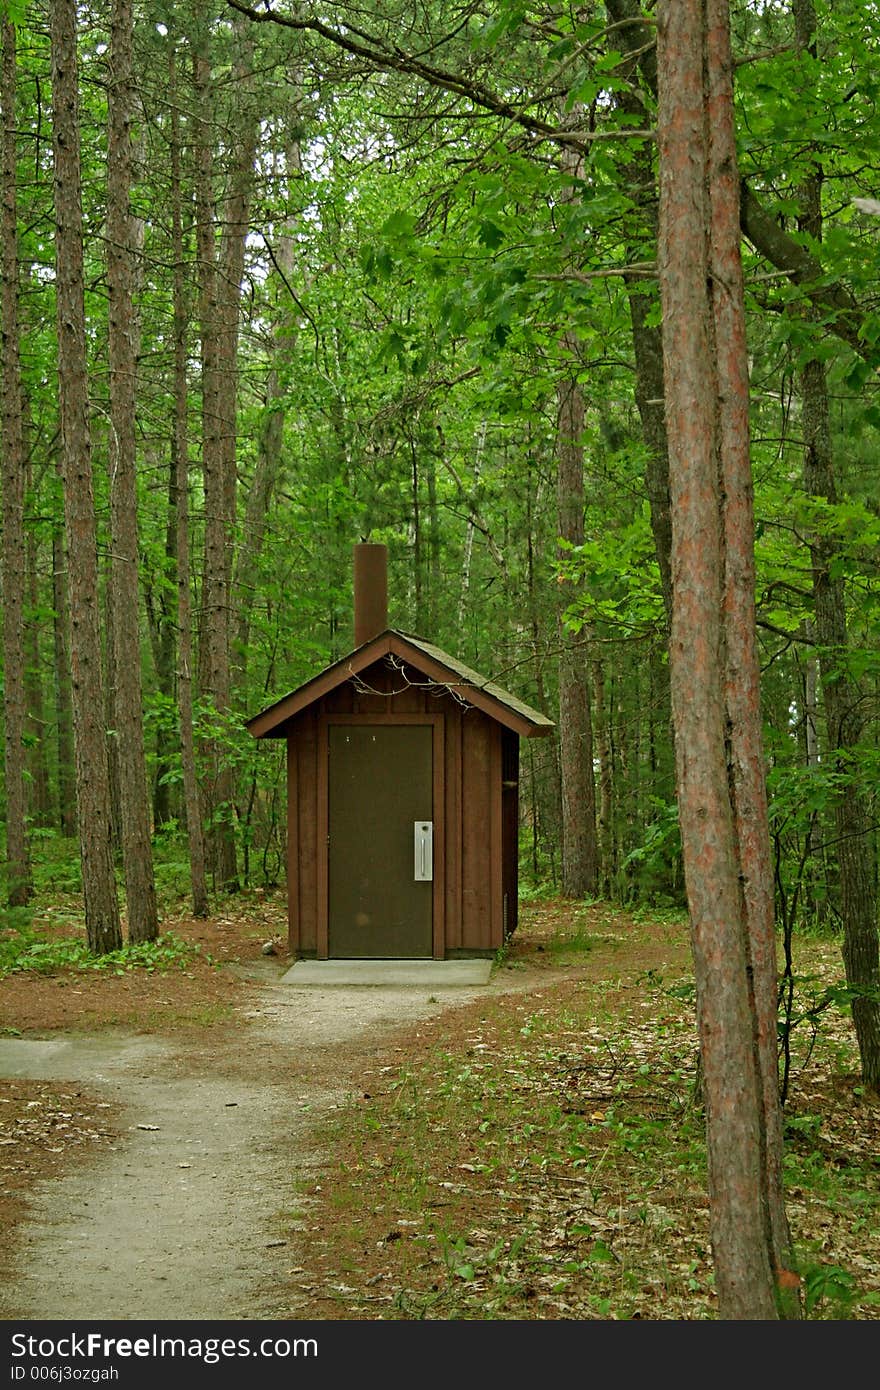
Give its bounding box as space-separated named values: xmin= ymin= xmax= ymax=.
xmin=0 ymin=894 xmax=877 ymax=1320
xmin=274 ymin=903 xmax=880 ymax=1321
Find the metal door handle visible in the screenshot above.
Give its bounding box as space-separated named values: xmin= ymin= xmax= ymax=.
xmin=414 ymin=822 xmax=433 ymax=881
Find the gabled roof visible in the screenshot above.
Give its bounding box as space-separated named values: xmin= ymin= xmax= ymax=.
xmin=246 ymin=628 xmax=555 ymax=739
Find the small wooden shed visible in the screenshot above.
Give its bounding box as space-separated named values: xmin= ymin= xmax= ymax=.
xmin=247 ymin=544 xmax=554 ymax=959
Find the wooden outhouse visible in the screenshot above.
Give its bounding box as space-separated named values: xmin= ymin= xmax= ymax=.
xmin=246 ymin=544 xmax=554 ymax=959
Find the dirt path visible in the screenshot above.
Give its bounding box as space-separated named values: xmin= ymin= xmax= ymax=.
xmin=0 ymin=965 xmax=544 ymax=1322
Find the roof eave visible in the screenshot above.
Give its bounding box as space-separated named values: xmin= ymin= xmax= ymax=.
xmin=246 ymin=629 xmax=555 ymax=739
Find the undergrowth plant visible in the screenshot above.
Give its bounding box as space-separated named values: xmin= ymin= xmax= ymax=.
xmin=0 ymin=925 xmax=202 ymax=978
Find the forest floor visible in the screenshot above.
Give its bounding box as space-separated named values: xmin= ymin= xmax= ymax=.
xmin=0 ymin=891 xmax=878 ymax=1322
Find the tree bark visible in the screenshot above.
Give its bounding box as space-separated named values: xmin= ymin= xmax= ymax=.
xmin=627 ymin=284 xmax=673 ymax=623
xmin=52 ymin=473 xmax=76 ymax=838
xmin=193 ymin=14 xmax=257 ymax=892
xmin=458 ymin=422 xmax=487 ymax=634
xmin=107 ymin=0 xmax=158 ymax=942
xmin=169 ymin=43 xmax=209 ymax=919
xmin=657 ymin=0 xmax=789 ymax=1319
xmin=103 ymin=581 xmax=122 ymax=853
xmin=556 ymin=361 xmax=598 ymax=898
xmin=1 ymin=18 xmax=32 ymax=905
xmin=192 ymin=35 xmax=223 ymax=879
xmin=233 ymin=374 xmax=283 ymax=683
xmin=707 ymin=0 xmax=798 ymax=1295
xmin=50 ymin=0 xmax=122 ymax=952
xmin=24 ymin=461 xmax=54 ymax=829
xmin=233 ymin=136 xmax=301 ymax=688
xmin=143 ymin=461 xmax=178 ymax=832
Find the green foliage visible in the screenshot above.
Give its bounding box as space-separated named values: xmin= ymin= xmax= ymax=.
xmin=517 ymin=828 xmax=558 ymax=900
xmin=557 ymin=507 xmax=664 ymax=637
xmin=0 ymin=924 xmax=200 ymax=979
xmin=802 ymin=1262 xmax=860 ymax=1319
xmin=1 ymin=0 xmax=879 ymax=1047
xmin=783 ymin=974 xmax=880 ymax=1033
xmin=24 ymin=833 xmax=84 ymax=898
xmin=620 ymin=802 xmax=683 ymax=906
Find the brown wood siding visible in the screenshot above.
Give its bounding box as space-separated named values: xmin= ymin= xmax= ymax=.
xmin=391 ymin=682 xmax=426 ymax=713
xmin=323 ymin=683 xmax=355 ymax=714
xmin=352 ymin=659 xmax=431 ymax=714
xmin=501 ymin=730 xmax=520 ymax=937
xmin=286 ymin=740 xmax=300 ymax=953
xmin=444 ymin=706 xmax=463 ymax=950
xmin=430 ymin=720 xmax=446 ymax=958
xmin=299 ymin=708 xmax=319 ymax=953
xmin=490 ymin=726 xmax=503 ymax=948
xmin=283 ymin=663 xmax=509 ymax=958
xmin=460 ymin=714 xmax=494 ymax=949
xmin=285 ymin=707 xmax=319 ymax=956
xmin=322 ymin=657 xmax=433 ymax=714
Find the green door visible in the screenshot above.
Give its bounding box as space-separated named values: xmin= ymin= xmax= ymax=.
xmin=328 ymin=725 xmax=433 ymax=958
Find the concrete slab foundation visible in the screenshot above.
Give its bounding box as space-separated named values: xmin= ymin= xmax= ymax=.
xmin=280 ymin=958 xmax=493 ymax=986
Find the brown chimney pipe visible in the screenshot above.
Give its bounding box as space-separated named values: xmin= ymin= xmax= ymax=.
xmin=353 ymin=542 xmax=388 ymax=646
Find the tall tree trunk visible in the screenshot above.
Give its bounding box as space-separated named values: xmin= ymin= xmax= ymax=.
xmin=103 ymin=541 xmax=122 ymax=853
xmin=212 ymin=27 xmax=257 ymax=892
xmin=107 ymin=0 xmax=158 ymax=942
xmin=525 ymin=449 xmax=560 ymax=874
xmin=170 ymin=45 xmax=209 ymax=918
xmin=606 ymin=0 xmax=673 ymax=624
xmin=556 ymin=360 xmax=598 ymax=898
xmin=458 ymin=422 xmax=487 ymax=634
xmin=799 ymin=625 xmax=821 ymax=920
xmin=20 ymin=398 xmax=54 ymax=827
xmin=193 ymin=18 xmax=256 ymax=892
xmin=801 ymin=362 xmax=880 ymax=1088
xmin=425 ymin=439 xmax=440 ymax=636
xmin=1 ymin=18 xmax=31 ymax=905
xmin=628 ymin=288 xmax=673 ymax=625
xmin=605 ymin=2 xmax=676 ymax=862
xmin=657 ymin=0 xmax=793 ymax=1319
xmin=52 ymin=477 xmax=76 ymax=838
xmin=192 ymin=39 xmax=224 ymax=888
xmin=25 ymin=505 xmax=54 ymax=829
xmin=708 ymin=0 xmax=797 ymax=1293
xmin=410 ymin=437 xmax=423 ymax=630
xmin=50 ymin=0 xmax=122 ymax=953
xmin=233 ymin=136 xmax=301 ymax=689
xmin=794 ymin=0 xmax=880 ymax=1096
xmin=233 ymin=370 xmax=284 ymax=683
xmin=592 ymin=654 xmax=614 ymax=896
xmin=143 ymin=453 xmax=178 ymax=832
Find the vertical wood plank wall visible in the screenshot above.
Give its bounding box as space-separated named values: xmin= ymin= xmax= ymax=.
xmin=459 ymin=714 xmax=495 ymax=950
xmin=501 ymin=729 xmax=520 ymax=937
xmin=283 ymin=658 xmax=511 ymax=957
xmin=444 ymin=707 xmax=462 ymax=948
